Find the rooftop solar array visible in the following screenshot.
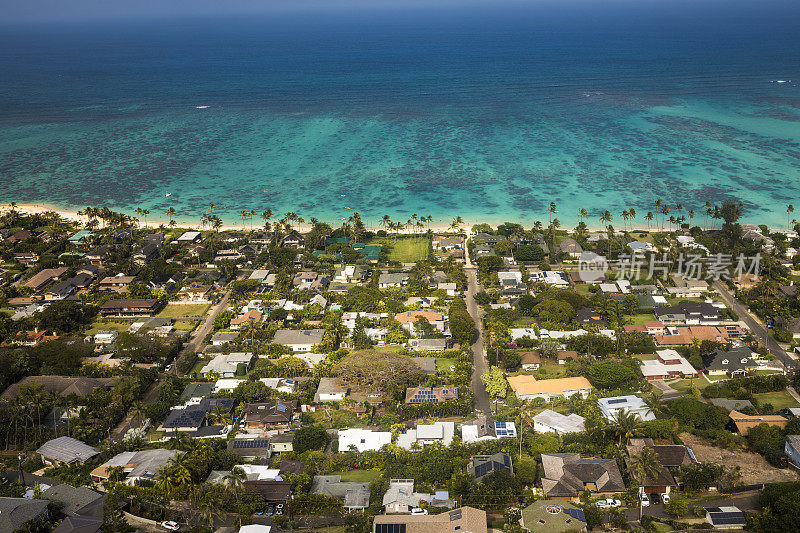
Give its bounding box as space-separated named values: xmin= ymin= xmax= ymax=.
xmin=375 ymin=525 xmax=406 ymax=533
xmin=449 ymin=509 xmax=462 ymax=521
xmin=276 ymin=403 xmax=287 ymax=412
xmin=607 ymin=398 xmax=628 ymax=405
xmin=564 ymin=508 xmax=586 ymax=522
xmin=232 ymin=439 xmax=269 ymax=449
xmin=709 ymin=511 xmax=745 ymax=525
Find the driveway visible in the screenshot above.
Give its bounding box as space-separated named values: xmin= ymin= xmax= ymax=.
xmin=465 ymin=265 xmax=491 ymax=416
xmin=712 ymin=280 xmax=797 ymax=371
xmin=175 ymin=285 xmax=234 ymax=374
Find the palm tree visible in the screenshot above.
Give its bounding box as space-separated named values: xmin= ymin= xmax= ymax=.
xmin=630 ymin=447 xmax=663 ymax=519
xmin=578 ymin=208 xmax=588 ymax=226
xmin=142 ymin=208 xmax=150 ymax=228
xmin=613 ymin=410 xmax=643 ymax=446
xmin=645 ymin=211 xmax=653 ymax=230
xmin=240 ymin=210 xmax=249 ymax=230
xmin=222 ymin=466 xmax=248 ymax=525
xmin=628 ymin=207 xmax=637 ymax=227
xmin=261 ymin=209 xmax=273 ymax=231
xmin=165 ymin=207 xmax=176 ymax=228
xmin=380 ymin=214 xmax=391 ymax=232
xmin=600 ymin=210 xmax=613 ymax=255
xmin=129 ymin=401 xmax=147 ymax=429
xmin=622 ymin=210 xmax=629 ymax=231
xmin=548 ymin=202 xmax=557 ymax=259
xmin=789 ymin=204 xmax=795 ymax=230
xmin=450 ymin=215 xmax=463 ymax=233
xmin=660 ymin=204 xmax=670 ymax=231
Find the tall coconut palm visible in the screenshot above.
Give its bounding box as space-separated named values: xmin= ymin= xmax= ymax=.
xmin=165 ymin=207 xmax=176 ymax=228
xmin=600 ymin=211 xmax=613 ymax=255
xmin=450 ymin=215 xmax=463 ymax=233
xmin=703 ymin=201 xmax=712 ymax=230
xmin=548 ymin=202 xmax=557 ymax=259
xmin=380 ymin=215 xmax=391 ymax=232
xmin=578 ymin=208 xmax=588 ymax=225
xmin=261 ymin=209 xmax=273 ymax=231
xmin=788 ymin=204 xmax=795 ymax=231
xmin=622 ymin=210 xmax=630 ymax=232
xmin=630 ymin=447 xmax=663 ymax=519
xmin=645 ymin=211 xmax=653 ymax=230
xmin=613 ymin=410 xmax=643 ymax=446
xmin=223 ymin=466 xmax=248 ymax=525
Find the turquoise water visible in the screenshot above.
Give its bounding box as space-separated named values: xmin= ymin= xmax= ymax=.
xmin=1 ymin=6 xmax=799 ymax=228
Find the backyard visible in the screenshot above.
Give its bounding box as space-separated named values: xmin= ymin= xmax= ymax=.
xmin=752 ymin=390 xmax=800 ymax=410
xmin=157 ymin=303 xmax=210 ymax=319
xmin=367 ymin=236 xmax=430 ymax=263
xmin=331 ymin=470 xmax=381 ymax=483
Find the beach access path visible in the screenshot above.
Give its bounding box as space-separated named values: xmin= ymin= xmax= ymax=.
xmin=465 ymin=257 xmax=491 ymax=416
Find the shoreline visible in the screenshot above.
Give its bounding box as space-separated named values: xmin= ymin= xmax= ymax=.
xmin=0 ymin=202 xmax=791 ymax=236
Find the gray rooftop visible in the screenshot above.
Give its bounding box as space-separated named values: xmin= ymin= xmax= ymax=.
xmin=37 ymin=437 xmax=100 ymax=464
xmin=272 ymin=329 xmax=325 ymax=346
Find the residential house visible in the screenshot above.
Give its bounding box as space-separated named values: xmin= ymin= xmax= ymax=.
xmin=710 ymin=398 xmax=754 ymax=411
xmin=160 ymin=398 xmax=234 ymax=435
xmin=372 ymin=507 xmax=487 ymax=533
xmin=84 ymin=245 xmax=112 ymax=265
xmin=0 ymin=498 xmax=50 ymax=531
xmin=378 ymin=272 xmax=410 ymax=288
xmin=520 ymin=351 xmax=541 ymax=370
xmin=242 ymin=400 xmax=297 ymax=429
xmin=292 ymin=271 xmax=330 ymax=290
xmin=395 ymin=310 xmax=447 ymax=335
xmin=461 ymin=415 xmax=517 ymax=444
xmin=177 ymin=231 xmax=202 ymax=244
xmin=249 ymin=269 xmax=271 ymax=283
xmin=1 ymin=376 xmax=116 ymax=400
xmin=785 ymin=435 xmax=800 ymax=469
xmin=540 ymin=453 xmax=625 ymax=500
xmin=176 ymin=283 xmax=212 ymax=303
xmin=338 ymin=428 xmax=392 ymax=452
xmin=311 ymin=476 xmax=371 ymax=512
xmin=280 ymin=230 xmax=305 ymax=248
xmin=200 ymin=352 xmax=254 ymax=378
xmin=397 ymin=422 xmax=455 ymax=450
xmin=228 ymin=437 xmax=272 ymax=460
xmin=91 ymin=449 xmax=179 ymax=485
xmin=405 ymin=386 xmax=458 ymax=404
xmin=639 ymin=349 xmax=697 ymax=381
xmin=259 ymin=378 xmax=299 ymax=394
xmin=211 ymin=332 xmax=238 ymax=345
xmin=24 ymin=267 xmax=68 ymax=292
xmin=231 ymin=310 xmax=263 ymax=329
xmin=269 ymin=433 xmax=294 ymax=454
xmin=468 ymin=453 xmax=513 ymax=480
xmin=729 ymin=410 xmax=788 ymax=435
xmin=520 ymin=500 xmax=587 ymax=533
xmin=37 ymin=437 xmax=100 ymax=466
xmin=533 ymin=410 xmax=586 ymax=435
xmin=598 ymin=396 xmax=656 ymax=422
xmin=272 ymin=329 xmax=325 ymax=351
xmin=1 ymin=330 xmax=59 ymax=347
xmin=41 ymin=483 xmax=104 ymax=519
xmin=626 ymin=438 xmax=698 ymax=493
xmin=43 ymin=279 xmax=77 ymax=301
xmin=560 ymin=238 xmax=583 ymax=258
xmin=704 ymin=507 xmax=747 ymax=530
xmin=407 ymin=338 xmax=448 ymax=352
xmin=98 ymin=275 xmax=136 ymax=293
xmin=133 ymin=243 xmax=159 ymax=265
xmin=506 ymin=376 xmax=592 ymax=402
xmin=382 ymin=479 xmax=433 ymax=513
xmin=654 ymin=302 xmax=721 ymax=325
xmin=99 ymin=298 xmax=163 ymax=318
xmin=315 ymin=377 xmax=349 ymax=402
xmin=704 ymin=346 xmax=757 ymax=377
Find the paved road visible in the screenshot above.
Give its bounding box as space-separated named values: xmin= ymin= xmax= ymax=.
xmin=175 ymin=285 xmax=234 ymax=373
xmin=110 ymin=373 xmax=165 ymax=442
xmin=712 ymin=280 xmax=798 ymax=371
xmin=465 ymin=264 xmax=491 ymax=416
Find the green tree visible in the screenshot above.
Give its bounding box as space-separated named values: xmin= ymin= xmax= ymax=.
xmin=293 ymin=425 xmax=328 ymax=453
xmin=481 ymin=366 xmax=509 ymax=406
xmin=665 ymin=497 xmax=688 ymax=517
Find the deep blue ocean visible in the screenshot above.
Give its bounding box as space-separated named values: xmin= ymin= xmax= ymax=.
xmin=1 ymin=2 xmax=799 ymax=228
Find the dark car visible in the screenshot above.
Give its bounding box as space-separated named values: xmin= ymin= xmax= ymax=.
xmin=266 ymin=503 xmax=275 ymax=516
xmin=650 ymin=493 xmax=661 ymax=505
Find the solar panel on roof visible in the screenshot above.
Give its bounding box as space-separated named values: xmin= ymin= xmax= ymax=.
xmin=276 ymin=404 xmax=287 ymax=412
xmin=449 ymin=509 xmax=462 ymax=521
xmin=607 ymin=398 xmax=628 ymax=404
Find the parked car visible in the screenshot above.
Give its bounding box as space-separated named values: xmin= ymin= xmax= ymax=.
xmin=596 ymin=498 xmax=622 ymax=508
xmin=411 ymin=508 xmax=428 ymax=515
xmin=160 ymin=522 xmax=180 ymax=531
xmin=276 ymin=503 xmax=284 ymax=515
xmin=650 ymin=493 xmax=661 ymax=505
xmin=661 ymin=493 xmax=671 ymax=504
xmin=266 ymin=503 xmax=275 ymax=516
xmin=640 ymin=493 xmax=650 ymax=507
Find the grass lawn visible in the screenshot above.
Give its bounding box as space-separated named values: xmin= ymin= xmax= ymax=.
xmin=512 ymin=317 xmax=538 ymax=327
xmin=753 ymin=390 xmax=800 ymax=410
xmin=435 ymin=357 xmax=456 ymax=373
xmin=627 ymin=314 xmax=655 ymax=325
xmin=754 ymin=369 xmax=783 ymax=376
xmin=632 ymin=353 xmax=657 ymax=361
xmin=332 ymin=470 xmax=381 ymax=483
xmin=174 ymin=319 xmax=200 ymax=331
xmin=85 ymin=320 xmax=133 ymax=335
xmin=157 ymin=303 xmax=210 ymax=319
xmin=367 ymin=236 xmax=430 ymax=263
xmin=669 ymin=377 xmax=711 ymax=391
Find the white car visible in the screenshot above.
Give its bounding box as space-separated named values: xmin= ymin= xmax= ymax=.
xmin=595 ymin=498 xmax=621 ymax=508
xmin=640 ymin=494 xmax=650 ymax=507
xmin=410 ymin=508 xmax=428 ymax=515
xmin=661 ymin=493 xmax=671 ymax=504
xmin=160 ymin=522 xmax=180 ymax=531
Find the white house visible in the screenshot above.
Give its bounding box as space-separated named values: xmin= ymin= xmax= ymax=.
xmin=272 ymin=329 xmax=325 ymax=352
xmin=338 ymin=428 xmax=392 ymax=452
xmin=598 ymin=395 xmax=656 ymax=422
xmin=532 ymin=409 xmax=586 ymax=435
xmin=200 ymin=353 xmax=253 ymax=378
xmin=396 ymin=422 xmax=454 ymax=450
